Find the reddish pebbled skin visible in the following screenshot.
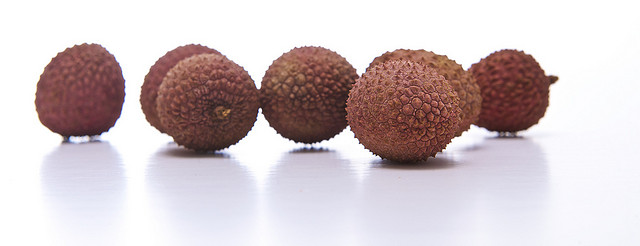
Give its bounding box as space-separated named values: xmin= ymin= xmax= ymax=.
xmin=156 ymin=54 xmax=259 ymax=151
xmin=260 ymin=46 xmax=358 ymax=144
xmin=369 ymin=49 xmax=482 ymax=136
xmin=469 ymin=49 xmax=554 ymax=133
xmin=35 ymin=43 xmax=125 ymax=137
xmin=141 ymin=44 xmax=221 ymax=134
xmin=347 ymin=60 xmax=461 ymax=162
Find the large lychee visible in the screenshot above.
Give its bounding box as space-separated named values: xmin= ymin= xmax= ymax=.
xmin=347 ymin=60 xmax=461 ymax=162
xmin=35 ymin=43 xmax=125 ymax=139
xmin=469 ymin=49 xmax=557 ymax=135
xmin=140 ymin=44 xmax=221 ymax=133
xmin=156 ymin=53 xmax=259 ymax=151
xmin=368 ymin=49 xmax=481 ymax=136
xmin=260 ymin=46 xmax=359 ymax=144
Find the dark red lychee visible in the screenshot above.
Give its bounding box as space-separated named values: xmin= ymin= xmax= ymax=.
xmin=347 ymin=60 xmax=461 ymax=162
xmin=140 ymin=44 xmax=221 ymax=133
xmin=469 ymin=49 xmax=557 ymax=135
xmin=35 ymin=43 xmax=125 ymax=139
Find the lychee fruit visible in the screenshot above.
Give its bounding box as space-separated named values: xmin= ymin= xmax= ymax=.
xmin=35 ymin=43 xmax=125 ymax=139
xmin=156 ymin=53 xmax=259 ymax=151
xmin=347 ymin=60 xmax=461 ymax=162
xmin=469 ymin=49 xmax=557 ymax=135
xmin=140 ymin=44 xmax=221 ymax=133
xmin=260 ymin=46 xmax=359 ymax=143
xmin=369 ymin=49 xmax=482 ymax=136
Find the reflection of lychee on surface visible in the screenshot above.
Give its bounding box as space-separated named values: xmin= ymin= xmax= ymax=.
xmin=40 ymin=142 xmax=126 ymax=246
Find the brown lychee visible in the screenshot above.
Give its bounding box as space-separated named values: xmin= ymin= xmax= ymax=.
xmin=156 ymin=53 xmax=259 ymax=151
xmin=260 ymin=46 xmax=359 ymax=143
xmin=140 ymin=44 xmax=221 ymax=133
xmin=347 ymin=60 xmax=461 ymax=162
xmin=369 ymin=49 xmax=481 ymax=136
xmin=35 ymin=43 xmax=125 ymax=139
xmin=469 ymin=49 xmax=557 ymax=135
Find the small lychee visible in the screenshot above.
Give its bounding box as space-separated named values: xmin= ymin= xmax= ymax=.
xmin=469 ymin=49 xmax=557 ymax=135
xmin=347 ymin=60 xmax=461 ymax=162
xmin=35 ymin=43 xmax=125 ymax=140
xmin=368 ymin=49 xmax=482 ymax=136
xmin=140 ymin=44 xmax=221 ymax=133
xmin=260 ymin=46 xmax=359 ymax=144
xmin=156 ymin=53 xmax=259 ymax=151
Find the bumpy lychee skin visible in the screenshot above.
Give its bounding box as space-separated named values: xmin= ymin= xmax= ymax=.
xmin=260 ymin=46 xmax=359 ymax=143
xmin=141 ymin=44 xmax=221 ymax=133
xmin=35 ymin=43 xmax=125 ymax=138
xmin=469 ymin=49 xmax=557 ymax=134
xmin=156 ymin=53 xmax=259 ymax=151
xmin=347 ymin=60 xmax=461 ymax=162
xmin=369 ymin=49 xmax=481 ymax=136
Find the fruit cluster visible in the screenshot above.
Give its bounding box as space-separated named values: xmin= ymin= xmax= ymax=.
xmin=35 ymin=44 xmax=557 ymax=162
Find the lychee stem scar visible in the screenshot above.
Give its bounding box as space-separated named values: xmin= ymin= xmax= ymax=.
xmin=213 ymin=106 xmax=231 ymax=120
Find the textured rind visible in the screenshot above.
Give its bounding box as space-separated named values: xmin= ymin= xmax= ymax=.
xmin=469 ymin=49 xmax=552 ymax=132
xmin=260 ymin=46 xmax=359 ymax=143
xmin=141 ymin=44 xmax=221 ymax=133
xmin=369 ymin=49 xmax=481 ymax=136
xmin=156 ymin=54 xmax=259 ymax=151
xmin=347 ymin=60 xmax=461 ymax=162
xmin=35 ymin=43 xmax=125 ymax=137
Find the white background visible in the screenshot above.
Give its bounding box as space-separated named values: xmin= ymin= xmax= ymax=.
xmin=1 ymin=0 xmax=639 ymax=245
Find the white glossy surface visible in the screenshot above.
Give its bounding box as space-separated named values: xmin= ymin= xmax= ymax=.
xmin=6 ymin=124 xmax=640 ymax=245
xmin=1 ymin=0 xmax=640 ymax=245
